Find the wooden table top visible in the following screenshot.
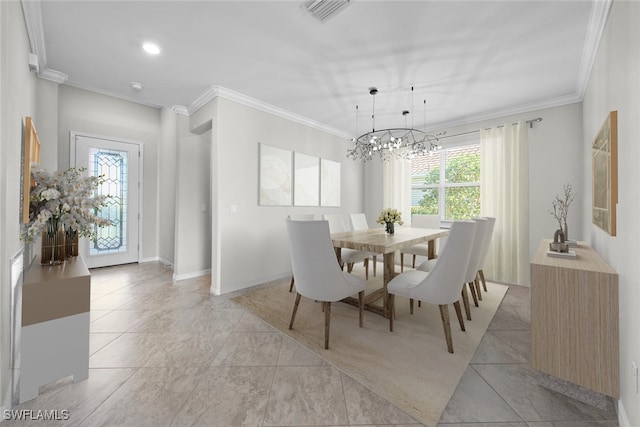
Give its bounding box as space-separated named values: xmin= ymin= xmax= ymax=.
xmin=331 ymin=227 xmax=448 ymax=254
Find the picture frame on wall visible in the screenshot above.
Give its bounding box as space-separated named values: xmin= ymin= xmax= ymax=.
xmin=258 ymin=143 xmax=292 ymax=206
xmin=320 ymin=158 xmax=341 ymax=207
xmin=592 ymin=110 xmax=618 ymax=236
xmin=22 ymin=116 xmax=41 ymax=224
xmin=293 ymin=152 xmax=319 ymax=207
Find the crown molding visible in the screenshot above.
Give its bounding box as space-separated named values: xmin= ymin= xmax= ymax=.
xmin=171 ymin=105 xmax=189 ymax=116
xmin=62 ymin=81 xmax=163 ymax=109
xmin=576 ymin=0 xmax=613 ymax=100
xmin=21 ymin=0 xmax=47 ymax=68
xmin=39 ymin=68 xmax=68 ymax=84
xmin=186 ymin=85 xmax=351 ymax=139
xmin=427 ymin=92 xmax=582 ymax=134
xmin=21 ymin=0 xmax=69 ymax=84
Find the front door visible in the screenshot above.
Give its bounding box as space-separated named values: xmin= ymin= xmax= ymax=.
xmin=71 ymin=133 xmax=141 ymax=268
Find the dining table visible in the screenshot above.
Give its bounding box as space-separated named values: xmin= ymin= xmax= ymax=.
xmin=331 ymin=226 xmax=448 ymax=317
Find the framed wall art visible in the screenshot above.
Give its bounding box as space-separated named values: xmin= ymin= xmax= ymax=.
xmin=320 ymin=158 xmax=341 ymax=207
xmin=258 ymin=143 xmax=292 ymax=206
xmin=592 ymin=110 xmax=618 ymax=236
xmin=22 ymin=116 xmax=41 ymax=223
xmin=293 ymin=152 xmax=319 ymax=206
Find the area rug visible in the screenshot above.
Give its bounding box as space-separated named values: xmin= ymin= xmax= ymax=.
xmin=232 ymin=269 xmax=508 ymax=426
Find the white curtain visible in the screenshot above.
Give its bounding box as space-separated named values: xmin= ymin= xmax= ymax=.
xmin=480 ymin=121 xmax=529 ymax=285
xmin=383 ymin=158 xmax=412 ymax=225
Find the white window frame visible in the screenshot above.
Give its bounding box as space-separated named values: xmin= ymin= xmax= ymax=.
xmin=411 ymin=135 xmax=480 ymax=223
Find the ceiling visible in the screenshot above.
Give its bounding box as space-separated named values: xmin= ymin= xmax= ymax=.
xmin=26 ymin=0 xmax=608 ymax=137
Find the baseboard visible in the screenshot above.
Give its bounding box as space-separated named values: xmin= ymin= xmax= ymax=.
xmin=157 ymin=258 xmax=173 ymax=268
xmin=618 ymin=399 xmax=631 ymax=427
xmin=2 ymin=381 xmax=11 ymax=423
xmin=173 ymin=269 xmax=210 ymax=281
xmin=139 ymin=256 xmax=159 ymax=263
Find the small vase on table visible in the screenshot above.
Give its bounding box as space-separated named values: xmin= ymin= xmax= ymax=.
xmin=385 ymin=222 xmax=395 ymax=235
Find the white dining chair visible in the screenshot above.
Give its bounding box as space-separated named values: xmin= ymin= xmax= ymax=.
xmin=417 ymin=217 xmax=488 ymax=321
xmin=287 ymin=214 xmax=318 ymax=292
xmin=387 ymin=220 xmax=477 ymax=353
xmin=323 ymin=214 xmax=372 ymax=279
xmin=400 ymin=214 xmax=441 ymax=272
xmin=349 ymin=213 xmax=381 ymax=277
xmin=477 ymin=217 xmax=496 ymax=293
xmin=286 ymin=218 xmax=366 ymax=349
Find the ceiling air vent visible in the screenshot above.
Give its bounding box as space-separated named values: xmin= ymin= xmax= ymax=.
xmin=303 ymin=0 xmax=351 ymax=23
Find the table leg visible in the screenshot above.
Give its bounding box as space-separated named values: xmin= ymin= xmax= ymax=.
xmin=428 ymin=239 xmax=436 ymax=259
xmin=383 ymin=251 xmax=396 ymax=318
xmin=334 ymin=247 xmax=342 ymax=268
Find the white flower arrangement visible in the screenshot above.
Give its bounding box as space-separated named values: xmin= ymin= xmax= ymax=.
xmin=376 ymin=208 xmax=404 ymax=226
xmin=22 ymin=164 xmax=112 ymax=243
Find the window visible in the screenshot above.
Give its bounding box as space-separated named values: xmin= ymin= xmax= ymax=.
xmin=411 ymin=141 xmax=480 ymax=220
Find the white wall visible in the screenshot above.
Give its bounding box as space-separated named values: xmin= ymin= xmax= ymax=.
xmin=363 ymin=103 xmax=584 ymax=285
xmin=190 ymin=96 xmax=364 ymax=295
xmin=581 ymin=1 xmax=640 ymax=424
xmin=57 ymin=85 xmax=161 ymax=261
xmin=158 ymin=108 xmax=178 ymax=265
xmin=173 ymin=131 xmax=212 ymax=278
xmin=0 ymin=0 xmax=38 ymax=411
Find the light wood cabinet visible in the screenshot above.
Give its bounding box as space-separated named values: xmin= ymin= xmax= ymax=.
xmin=530 ymin=240 xmax=619 ymax=398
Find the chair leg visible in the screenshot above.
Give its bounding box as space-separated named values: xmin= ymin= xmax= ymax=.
xmin=474 ymin=276 xmax=482 ymax=301
xmin=461 ymin=286 xmax=472 ymax=321
xmin=288 ymin=275 xmax=295 ymax=292
xmin=289 ymin=292 xmax=302 ymax=330
xmin=412 ymin=254 xmax=416 ymax=268
xmin=324 ymin=301 xmax=331 ymax=349
xmin=453 ymin=301 xmax=465 ymax=331
xmin=364 ymin=258 xmax=369 ymax=280
xmin=400 ymin=253 xmax=405 ymax=272
xmin=439 ymin=304 xmax=454 ymax=354
xmin=347 ymin=263 xmax=354 ymax=273
xmin=479 ymin=269 xmax=488 ymax=292
xmin=468 ymin=282 xmax=479 ymax=307
xmin=410 ymin=298 xmax=414 ymax=315
xmin=389 ymin=294 xmax=395 ymax=332
xmin=358 ymin=290 xmax=364 ymax=327
xmin=373 ymin=256 xmax=377 ymax=277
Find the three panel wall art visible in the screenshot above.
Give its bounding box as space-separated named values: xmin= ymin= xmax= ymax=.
xmin=258 ymin=143 xmax=340 ymax=207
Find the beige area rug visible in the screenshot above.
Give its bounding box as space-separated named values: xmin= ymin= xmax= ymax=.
xmin=233 ymin=269 xmax=508 ymax=426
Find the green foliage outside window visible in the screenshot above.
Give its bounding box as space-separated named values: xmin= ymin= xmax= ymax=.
xmin=411 ymin=149 xmax=481 ymax=220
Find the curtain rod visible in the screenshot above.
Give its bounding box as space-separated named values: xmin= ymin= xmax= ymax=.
xmin=437 ymin=117 xmax=543 ymax=140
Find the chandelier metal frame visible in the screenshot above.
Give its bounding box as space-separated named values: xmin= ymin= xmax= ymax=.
xmin=346 ymin=87 xmax=442 ymax=162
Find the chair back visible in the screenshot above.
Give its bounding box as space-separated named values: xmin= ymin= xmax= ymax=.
xmin=349 ymin=213 xmax=369 ymax=231
xmin=413 ymin=220 xmax=477 ymax=304
xmin=411 ymin=214 xmax=443 ymax=252
xmin=322 ymin=214 xmax=349 ymax=233
xmin=411 ymin=214 xmax=440 ymax=229
xmin=285 ymin=219 xmax=351 ymax=301
xmin=462 ymin=218 xmax=489 ymax=283
xmin=478 ymin=217 xmax=496 ymax=269
xmin=288 ymin=214 xmax=316 ymax=220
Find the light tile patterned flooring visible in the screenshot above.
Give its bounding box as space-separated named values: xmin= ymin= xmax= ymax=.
xmin=7 ymin=262 xmax=619 ymax=426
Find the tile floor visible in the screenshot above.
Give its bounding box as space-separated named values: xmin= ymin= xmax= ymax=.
xmin=6 ymin=262 xmax=619 ymax=426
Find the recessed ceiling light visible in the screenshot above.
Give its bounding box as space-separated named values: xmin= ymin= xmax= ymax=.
xmin=130 ymin=82 xmax=143 ymax=91
xmin=142 ymin=42 xmax=160 ymax=55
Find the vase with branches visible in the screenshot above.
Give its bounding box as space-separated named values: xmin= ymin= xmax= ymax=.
xmin=549 ymin=183 xmax=575 ymax=242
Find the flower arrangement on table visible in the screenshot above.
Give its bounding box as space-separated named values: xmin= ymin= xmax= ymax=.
xmin=376 ymin=208 xmax=404 ymax=235
xmin=22 ymin=165 xmax=112 ymax=263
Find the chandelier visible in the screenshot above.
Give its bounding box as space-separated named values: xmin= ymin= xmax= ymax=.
xmin=346 ymin=87 xmax=442 ymax=162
